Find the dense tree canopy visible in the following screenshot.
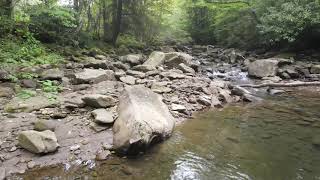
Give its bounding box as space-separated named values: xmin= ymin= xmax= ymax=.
xmin=1 ymin=0 xmax=320 ymax=51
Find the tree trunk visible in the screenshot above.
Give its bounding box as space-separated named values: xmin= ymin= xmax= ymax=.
xmin=102 ymin=0 xmax=111 ymax=42
xmin=112 ymin=0 xmax=122 ymax=46
xmin=240 ymin=81 xmax=320 ymax=88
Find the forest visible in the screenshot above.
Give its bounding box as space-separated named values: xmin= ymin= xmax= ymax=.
xmin=1 ymin=0 xmax=320 ymax=179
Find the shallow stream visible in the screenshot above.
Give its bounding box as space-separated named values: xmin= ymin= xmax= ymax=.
xmin=18 ymin=90 xmax=320 ymax=180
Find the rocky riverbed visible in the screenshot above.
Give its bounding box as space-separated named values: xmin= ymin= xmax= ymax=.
xmin=0 ymin=45 xmax=320 ymax=179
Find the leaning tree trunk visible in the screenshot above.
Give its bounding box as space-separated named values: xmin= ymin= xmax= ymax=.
xmin=112 ymin=0 xmax=122 ymax=46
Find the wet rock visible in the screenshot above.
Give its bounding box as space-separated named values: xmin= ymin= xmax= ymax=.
xmin=113 ymin=85 xmax=175 ymax=154
xmin=219 ymin=89 xmax=233 ymax=103
xmin=295 ymin=67 xmax=310 ymax=77
xmin=248 ymin=59 xmax=279 ymax=78
xmin=95 ymin=55 xmax=108 ymax=60
xmin=120 ymin=54 xmax=143 ymax=65
xmin=310 ymin=65 xmax=320 ymax=74
xmin=5 ymin=96 xmax=58 ymax=113
xmin=119 ymin=75 xmax=136 ymax=85
xmin=171 ymin=104 xmax=186 ymax=112
xmin=211 ymin=95 xmax=222 ymax=108
xmin=18 ymin=130 xmax=59 ymax=154
xmin=21 ymin=79 xmax=37 ymax=88
xmin=231 ymin=86 xmax=251 ymax=96
xmin=92 ymin=109 xmax=114 ymax=124
xmin=178 ymin=63 xmax=195 ymax=74
xmin=72 ymin=69 xmax=115 ymax=84
xmin=41 ymin=69 xmax=64 ymax=80
xmin=262 ymin=76 xmax=282 ymax=83
xmin=142 ymin=51 xmax=166 ymax=69
xmin=82 ymin=94 xmax=117 ymax=108
xmin=0 ymin=86 xmax=14 ymax=98
xmin=243 ymin=93 xmax=261 ymax=102
xmin=267 ymin=88 xmax=286 ymax=95
xmin=34 ymin=120 xmax=58 ymax=131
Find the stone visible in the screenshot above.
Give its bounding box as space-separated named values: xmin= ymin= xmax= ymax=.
xmin=5 ymin=96 xmax=58 ymax=113
xmin=142 ymin=51 xmax=166 ymax=69
xmin=95 ymin=55 xmax=108 ymax=60
xmin=70 ymin=144 xmax=80 ymax=151
xmin=268 ymin=88 xmax=286 ymax=95
xmin=92 ymin=109 xmax=114 ymax=124
xmin=0 ymin=167 xmax=5 ymax=180
xmin=132 ymin=65 xmax=155 ymax=72
xmin=113 ymin=85 xmax=175 ymax=154
xmin=27 ymin=161 xmax=36 ymax=169
xmin=160 ymin=71 xmax=186 ymax=80
xmin=0 ymin=86 xmax=14 ymax=98
xmin=114 ymin=70 xmax=126 ymax=79
xmin=84 ymin=59 xmax=111 ymax=69
xmin=248 ymin=59 xmax=279 ymax=78
xmin=219 ymin=89 xmax=233 ymax=103
xmin=262 ymin=76 xmax=282 ymax=83
xmin=21 ymin=79 xmax=37 ymax=88
xmin=310 ymin=65 xmax=320 ymax=74
xmin=151 ymin=84 xmax=172 ymax=94
xmin=197 ymin=96 xmax=211 ymax=106
xmin=164 ymin=52 xmax=193 ymax=68
xmin=18 ymin=130 xmax=59 ymax=154
xmin=0 ymin=69 xmax=10 ymax=81
xmin=120 ymin=76 xmax=136 ymax=85
xmin=72 ymin=69 xmax=115 ymax=84
xmin=82 ymin=94 xmax=117 ymax=108
xmin=41 ymin=69 xmax=64 ymax=80
xmin=96 ymin=150 xmax=111 ymax=161
xmin=112 ymin=62 xmax=130 ymax=71
xmin=121 ymin=54 xmax=143 ymax=65
xmin=211 ymin=95 xmax=222 ymax=108
xmin=171 ymin=104 xmax=186 ymax=112
xmin=126 ymin=70 xmax=146 ymax=78
xmin=312 ymin=135 xmax=320 ymax=147
xmin=34 ymin=120 xmax=58 ymax=131
xmin=178 ymin=63 xmax=195 ymax=74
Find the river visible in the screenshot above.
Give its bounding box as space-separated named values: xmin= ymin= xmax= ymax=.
xmin=17 ymin=89 xmax=320 ymax=180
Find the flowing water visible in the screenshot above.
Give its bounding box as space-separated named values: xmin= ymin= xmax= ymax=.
xmin=18 ymin=90 xmax=320 ymax=180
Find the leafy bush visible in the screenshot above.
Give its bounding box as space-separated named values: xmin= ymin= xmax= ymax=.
xmin=258 ymin=0 xmax=320 ymax=45
xmin=28 ymin=6 xmax=77 ymax=44
xmin=116 ymin=34 xmax=146 ymax=49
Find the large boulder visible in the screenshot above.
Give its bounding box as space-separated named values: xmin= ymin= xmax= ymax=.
xmin=113 ymin=86 xmax=175 ymax=154
xmin=18 ymin=130 xmax=59 ymax=154
xmin=248 ymin=59 xmax=279 ymax=78
xmin=82 ymin=94 xmax=117 ymax=108
xmin=141 ymin=51 xmax=166 ymax=69
xmin=120 ymin=54 xmax=143 ymax=65
xmin=41 ymin=69 xmax=64 ymax=80
xmin=310 ymin=65 xmax=320 ymax=74
xmin=164 ymin=52 xmax=193 ymax=68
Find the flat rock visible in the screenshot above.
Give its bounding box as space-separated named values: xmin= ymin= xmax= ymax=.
xmin=5 ymin=96 xmax=58 ymax=113
xmin=142 ymin=51 xmax=166 ymax=69
xmin=311 ymin=65 xmax=320 ymax=74
xmin=120 ymin=76 xmax=136 ymax=85
xmin=34 ymin=120 xmax=58 ymax=131
xmin=82 ymin=94 xmax=117 ymax=108
xmin=72 ymin=69 xmax=115 ymax=84
xmin=171 ymin=104 xmax=186 ymax=112
xmin=21 ymin=79 xmax=37 ymax=88
xmin=0 ymin=168 xmax=5 ymax=180
xmin=178 ymin=63 xmax=195 ymax=74
xmin=0 ymin=86 xmax=14 ymax=98
xmin=18 ymin=130 xmax=59 ymax=154
xmin=120 ymin=54 xmax=143 ymax=65
xmin=41 ymin=69 xmax=64 ymax=80
xmin=164 ymin=52 xmax=193 ymax=68
xmin=92 ymin=109 xmax=114 ymax=124
xmin=160 ymin=71 xmax=186 ymax=80
xmin=126 ymin=70 xmax=146 ymax=78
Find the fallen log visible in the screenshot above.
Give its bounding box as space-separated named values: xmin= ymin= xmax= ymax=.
xmin=240 ymin=81 xmax=320 ymax=88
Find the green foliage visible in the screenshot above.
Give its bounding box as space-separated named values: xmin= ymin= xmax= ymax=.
xmin=116 ymin=34 xmax=145 ymax=49
xmin=16 ymin=72 xmax=38 ymax=79
xmin=40 ymin=80 xmax=62 ymax=94
xmin=28 ymin=5 xmax=77 ymax=44
xmin=0 ymin=35 xmax=64 ymax=67
xmin=257 ymin=0 xmax=320 ymax=45
xmin=17 ymin=89 xmax=37 ymax=99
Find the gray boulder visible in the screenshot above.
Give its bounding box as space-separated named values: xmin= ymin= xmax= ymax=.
xmin=113 ymin=85 xmax=175 ymax=154
xmin=310 ymin=65 xmax=320 ymax=74
xmin=121 ymin=54 xmax=143 ymax=65
xmin=41 ymin=69 xmax=64 ymax=80
xmin=248 ymin=59 xmax=279 ymax=78
xmin=72 ymin=69 xmax=115 ymax=84
xmin=142 ymin=51 xmax=166 ymax=69
xmin=120 ymin=76 xmax=136 ymax=85
xmin=92 ymin=109 xmax=114 ymax=124
xmin=82 ymin=94 xmax=117 ymax=108
xmin=178 ymin=63 xmax=195 ymax=74
xmin=164 ymin=52 xmax=193 ymax=68
xmin=18 ymin=130 xmax=59 ymax=154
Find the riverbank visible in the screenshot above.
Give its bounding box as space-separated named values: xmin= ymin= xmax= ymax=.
xmin=1 ymin=45 xmax=320 ymax=179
